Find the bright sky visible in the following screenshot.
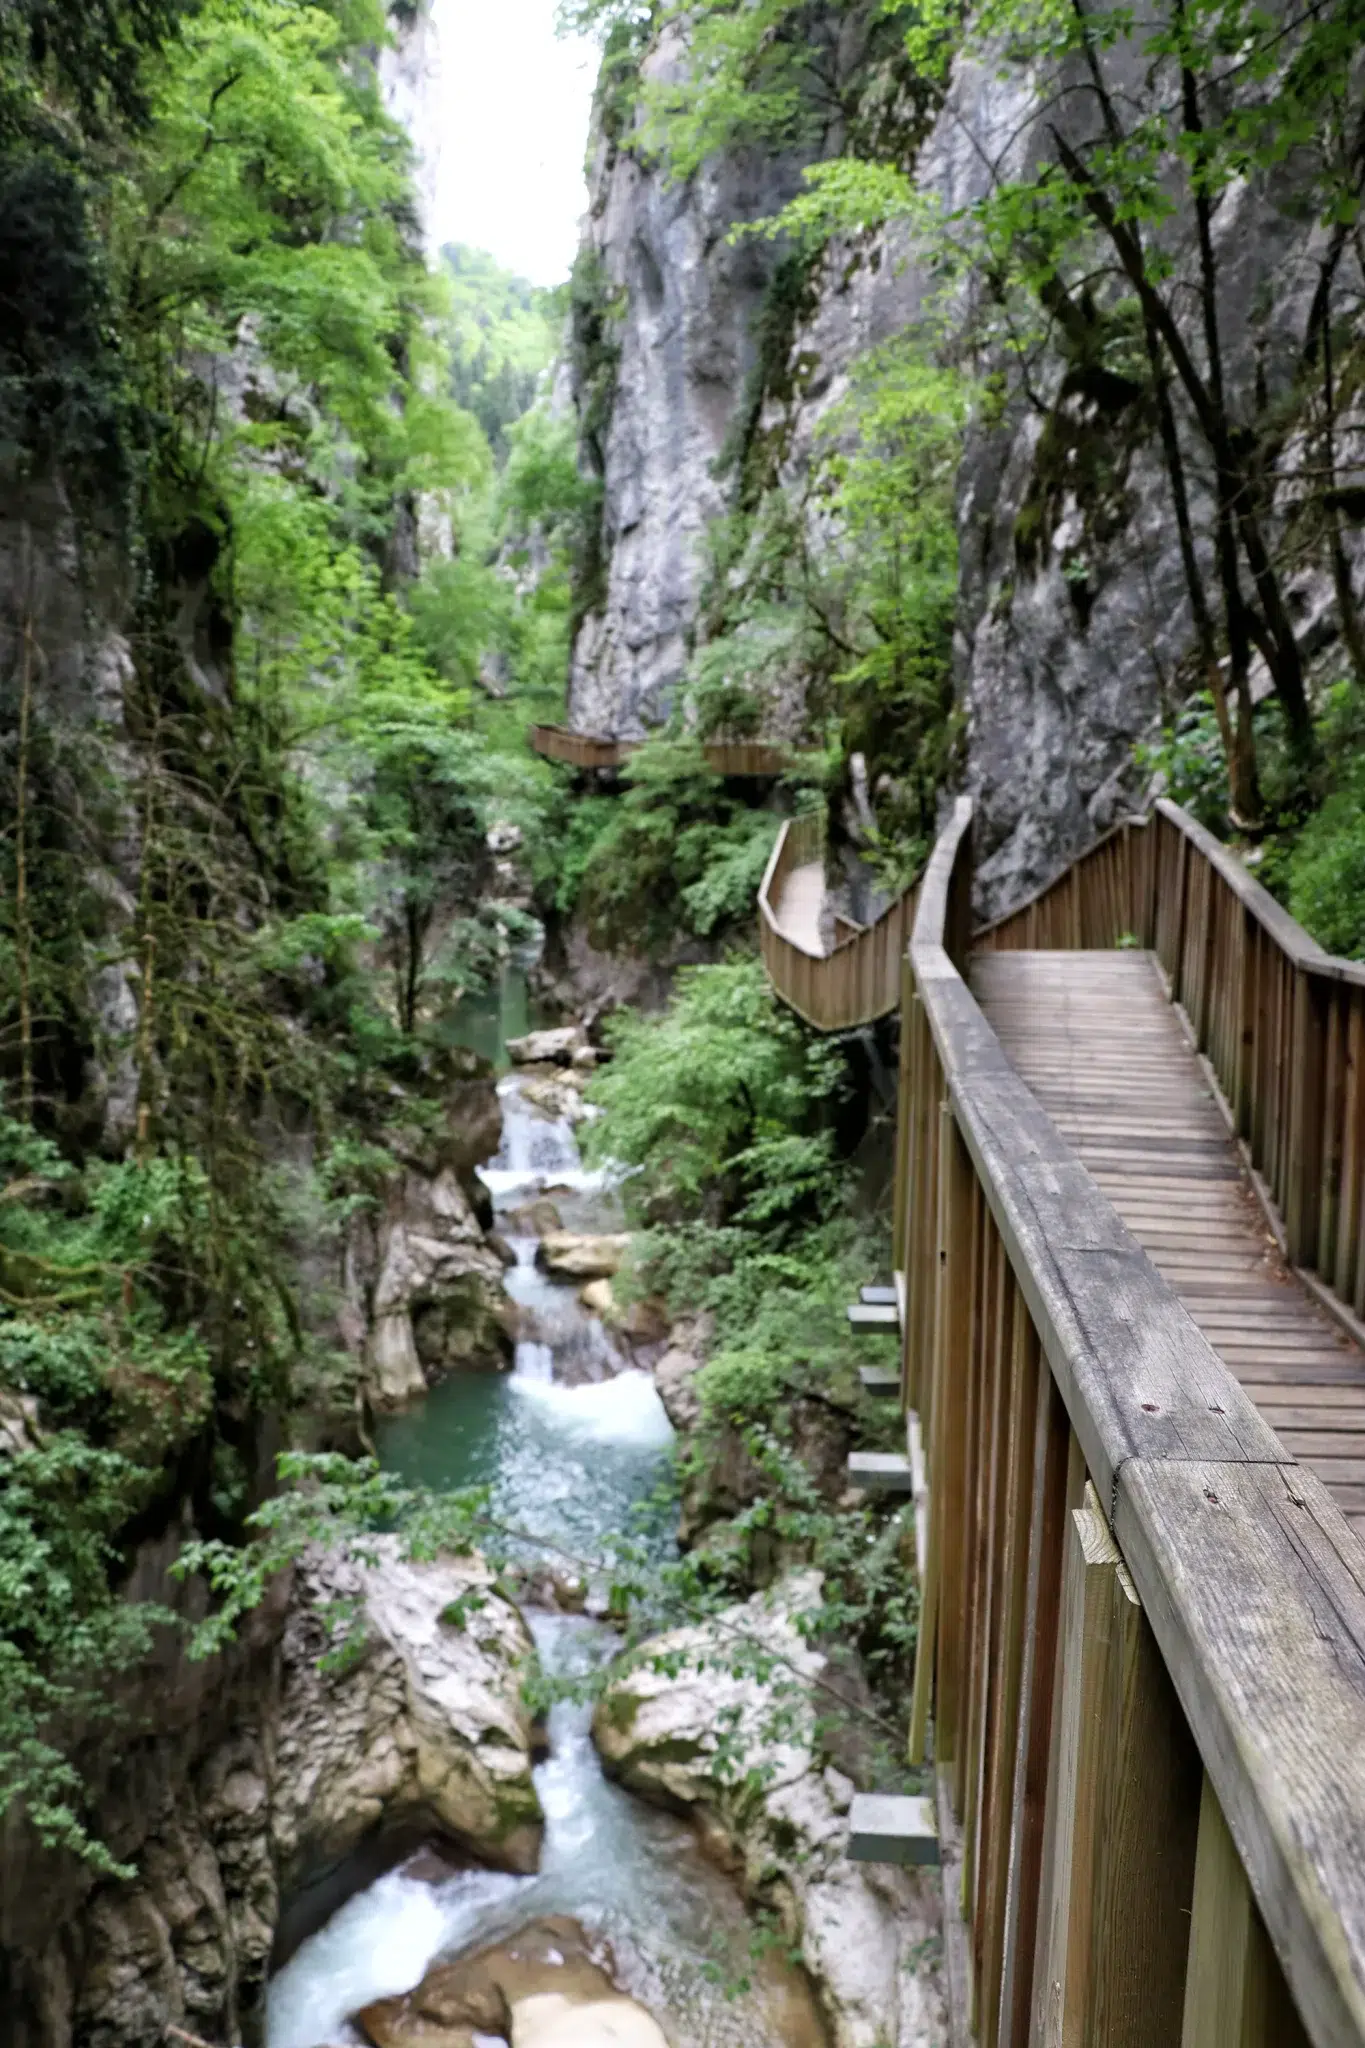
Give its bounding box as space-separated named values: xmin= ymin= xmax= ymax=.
xmin=429 ymin=0 xmax=599 ymax=288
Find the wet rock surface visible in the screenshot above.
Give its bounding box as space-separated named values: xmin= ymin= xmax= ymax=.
xmin=272 ymin=1543 xmax=544 ymax=1914
xmin=506 ymin=1027 xmax=587 ymax=1067
xmin=593 ymin=1575 xmax=945 ymax=2048
xmin=537 ymin=1232 xmax=632 ymax=1281
xmin=358 ymin=1166 xmax=514 ymax=1406
xmin=357 ymin=1915 xmax=669 ymax=2048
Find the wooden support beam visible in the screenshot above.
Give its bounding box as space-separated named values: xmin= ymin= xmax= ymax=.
xmin=861 ymin=1284 xmax=899 ymax=1306
xmin=1032 ymin=1496 xmax=1200 ymax=2047
xmin=848 ymin=1793 xmax=940 ymax=1867
xmin=1180 ymin=1775 xmax=1311 ymax=2048
xmin=847 ymin=1303 xmax=900 ymax=1331
xmin=847 ymin=1451 xmax=915 ymax=1493
xmin=859 ymin=1366 xmax=902 ymax=1398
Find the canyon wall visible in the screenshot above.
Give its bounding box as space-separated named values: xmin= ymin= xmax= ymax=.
xmin=565 ymin=23 xmax=1365 ymax=914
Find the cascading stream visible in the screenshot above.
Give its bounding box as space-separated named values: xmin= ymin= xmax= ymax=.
xmin=265 ymin=1061 xmax=822 ymax=2048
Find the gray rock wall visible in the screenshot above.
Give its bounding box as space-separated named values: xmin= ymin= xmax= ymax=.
xmin=0 ymin=1547 xmax=539 ymax=2048
xmin=569 ymin=31 xmax=820 ymax=735
xmin=565 ymin=24 xmax=1365 ymax=915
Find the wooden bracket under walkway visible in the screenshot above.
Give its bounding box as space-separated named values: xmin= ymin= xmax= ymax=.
xmin=848 ymin=1792 xmax=940 ymax=1867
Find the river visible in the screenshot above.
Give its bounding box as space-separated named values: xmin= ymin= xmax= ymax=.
xmin=265 ymin=1054 xmax=825 ymax=2048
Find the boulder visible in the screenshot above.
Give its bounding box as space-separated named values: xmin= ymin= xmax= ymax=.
xmin=273 ymin=1543 xmax=544 ymax=1913
xmin=519 ymin=1074 xmax=589 ymax=1126
xmin=592 ymin=1575 xmax=945 ymax=2048
xmin=538 ymin=1233 xmax=631 ymax=1281
xmin=505 ymin=1197 xmax=564 ymax=1237
xmin=579 ymin=1277 xmax=615 ymax=1318
xmin=364 ymin=1167 xmax=513 ymax=1404
xmin=579 ymin=1281 xmax=670 ymax=1348
xmin=506 ymin=1026 xmax=585 ymax=1066
xmin=650 ymin=1318 xmax=711 ymax=1431
xmin=357 ymin=1915 xmax=667 ymax=2048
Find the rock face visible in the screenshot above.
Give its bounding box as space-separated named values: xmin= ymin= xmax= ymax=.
xmin=2 ymin=1544 xmax=540 ymax=2048
xmin=593 ymin=1575 xmax=945 ymax=2048
xmin=569 ymin=28 xmax=823 ymax=737
xmin=356 ymin=1163 xmax=513 ymax=1405
xmin=568 ymin=21 xmax=1365 ymax=916
xmin=272 ymin=1544 xmax=543 ymax=1909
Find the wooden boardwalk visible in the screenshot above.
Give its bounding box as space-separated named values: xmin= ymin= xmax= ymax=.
xmin=774 ymin=858 xmax=826 ymax=952
xmin=973 ymin=948 xmax=1365 ymax=1534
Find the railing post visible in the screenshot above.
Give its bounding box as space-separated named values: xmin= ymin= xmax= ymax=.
xmin=930 ymin=1107 xmax=976 ymax=1772
xmin=1285 ymin=966 xmax=1328 ymax=1267
xmin=996 ymin=1371 xmax=1072 ymax=2048
xmin=1181 ymin=1775 xmax=1310 ymax=2048
xmin=1031 ymin=1495 xmax=1200 ymax=2047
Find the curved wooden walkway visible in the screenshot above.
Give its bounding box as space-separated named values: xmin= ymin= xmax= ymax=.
xmin=760 ymin=797 xmax=1365 ymax=2047
xmin=974 ymin=948 xmax=1365 ymax=1533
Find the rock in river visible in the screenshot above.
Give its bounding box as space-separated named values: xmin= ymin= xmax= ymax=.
xmin=537 ymin=1231 xmax=631 ymax=1281
xmin=357 ymin=1913 xmax=669 ymax=2047
xmin=592 ymin=1574 xmax=945 ymax=2048
xmin=273 ymin=1542 xmax=545 ymax=1919
xmin=506 ymin=1025 xmax=586 ymax=1066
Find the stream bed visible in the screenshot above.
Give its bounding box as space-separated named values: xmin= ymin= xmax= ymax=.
xmin=265 ymin=1072 xmax=825 ymax=2048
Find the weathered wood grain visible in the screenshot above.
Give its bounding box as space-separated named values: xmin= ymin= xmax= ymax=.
xmin=1115 ymin=1459 xmax=1365 ymax=2048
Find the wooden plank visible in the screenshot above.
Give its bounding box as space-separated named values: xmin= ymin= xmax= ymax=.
xmin=997 ymin=1373 xmax=1073 ymax=2048
xmin=936 ymin=1113 xmax=977 ymax=1771
xmin=859 ymin=1366 xmax=902 ymax=1397
xmin=1182 ymin=1772 xmax=1312 ymax=2048
xmin=861 ymin=1284 xmax=899 ymax=1306
xmin=1033 ymin=1501 xmax=1121 ymax=2043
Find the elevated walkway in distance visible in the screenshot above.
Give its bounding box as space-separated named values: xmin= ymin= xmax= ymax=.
xmin=527 ymin=722 xmax=790 ymax=777
xmin=758 ymin=810 xmax=927 ymax=1031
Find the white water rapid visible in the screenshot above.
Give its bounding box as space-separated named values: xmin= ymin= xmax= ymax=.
xmin=264 ymin=1073 xmax=819 ymax=2048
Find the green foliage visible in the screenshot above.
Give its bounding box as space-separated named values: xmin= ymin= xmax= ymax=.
xmin=583 ymin=956 xmax=845 ymax=1226
xmin=0 ymin=0 xmax=566 ymax=1872
xmin=563 ymin=1 xmax=933 ymax=184
xmin=441 ymin=243 xmax=561 ymax=463
xmin=1288 ymin=768 xmax=1365 ymax=959
xmin=568 ymin=736 xmax=799 ymax=951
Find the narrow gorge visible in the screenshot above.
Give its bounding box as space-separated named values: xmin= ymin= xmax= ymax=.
xmin=2 ymin=0 xmax=1364 ymax=2044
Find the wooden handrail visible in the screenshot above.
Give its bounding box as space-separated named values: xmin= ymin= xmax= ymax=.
xmin=979 ymin=800 xmax=1365 ymax=1325
xmin=527 ymin=723 xmax=791 ymax=778
xmin=902 ymin=797 xmax=1365 ymax=2048
xmin=758 ymin=811 xmax=923 ymax=1031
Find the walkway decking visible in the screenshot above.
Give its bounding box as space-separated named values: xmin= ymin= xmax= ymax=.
xmin=774 ymin=859 xmax=826 ymax=952
xmin=973 ymin=948 xmax=1365 ymax=1534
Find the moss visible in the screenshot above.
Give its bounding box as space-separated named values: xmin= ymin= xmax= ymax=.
xmin=0 ymin=151 xmax=133 ymax=510
xmin=715 ymin=248 xmax=825 ymax=511
xmin=1013 ymin=362 xmax=1147 ymax=615
xmin=601 ymin=1687 xmax=644 ymax=1736
xmin=567 ymin=246 xmax=626 ymax=632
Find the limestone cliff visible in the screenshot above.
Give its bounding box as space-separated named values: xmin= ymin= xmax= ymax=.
xmin=567 ymin=27 xmax=819 ymax=736
xmin=566 ymin=20 xmax=1365 ymax=914
xmin=1 ymin=1546 xmax=540 ymax=2048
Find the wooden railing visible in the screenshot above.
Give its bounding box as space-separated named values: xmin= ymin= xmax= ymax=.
xmin=758 ymin=811 xmax=923 ymax=1031
xmin=900 ymin=797 xmax=1365 ymax=2048
xmin=980 ymin=799 xmax=1365 ymax=1336
xmin=527 ymin=723 xmax=790 ymax=777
